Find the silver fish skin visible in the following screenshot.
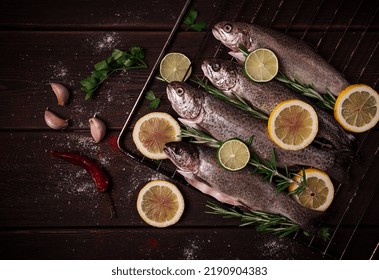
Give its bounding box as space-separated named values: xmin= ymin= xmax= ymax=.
xmin=164 ymin=142 xmax=323 ymax=234
xmin=201 ymin=58 xmax=355 ymax=151
xmin=166 ymin=81 xmax=345 ymax=181
xmin=212 ymin=21 xmax=349 ymax=96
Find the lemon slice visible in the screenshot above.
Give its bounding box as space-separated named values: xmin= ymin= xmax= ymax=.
xmin=334 ymin=84 xmax=379 ymax=133
xmin=268 ymin=99 xmax=318 ymax=151
xmin=244 ymin=48 xmax=279 ymax=82
xmin=217 ymin=138 xmax=250 ymax=171
xmin=132 ymin=112 xmax=181 ymax=160
xmin=137 ymin=180 xmax=185 ymax=228
xmin=160 ymin=52 xmax=192 ymax=82
xmin=289 ymin=169 xmax=334 ymax=211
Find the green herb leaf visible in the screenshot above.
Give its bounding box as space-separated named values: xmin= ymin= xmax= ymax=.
xmin=183 ymin=8 xmax=206 ymax=32
xmin=145 ymin=90 xmax=161 ymax=109
xmin=183 ymin=8 xmax=197 ymax=25
xmin=94 ymin=60 xmax=108 ymax=71
xmin=145 ymin=90 xmax=156 ymax=101
xmin=148 ymin=98 xmax=161 ymax=110
xmin=190 ymin=21 xmax=207 ymax=31
xmin=80 ymin=47 xmax=147 ymax=99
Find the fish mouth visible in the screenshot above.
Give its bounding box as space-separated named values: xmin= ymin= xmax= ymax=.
xmin=166 ymin=83 xmax=175 ymax=103
xmin=212 ymin=26 xmax=225 ymax=41
xmin=163 ymin=146 xmax=184 ymax=171
xmin=201 ymin=61 xmax=212 ymax=79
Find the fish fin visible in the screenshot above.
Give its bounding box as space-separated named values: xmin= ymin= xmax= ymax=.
xmin=228 ymin=51 xmax=245 ymax=64
xmin=179 ymin=171 xmax=243 ymax=207
xmin=178 ymin=118 xmax=201 ymax=130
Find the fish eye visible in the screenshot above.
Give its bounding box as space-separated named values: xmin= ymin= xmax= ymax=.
xmin=176 ymin=87 xmax=184 ymax=96
xmin=211 ymin=63 xmax=220 ymax=72
xmin=174 ymin=147 xmax=183 ymax=155
xmin=224 ymin=24 xmax=232 ymax=33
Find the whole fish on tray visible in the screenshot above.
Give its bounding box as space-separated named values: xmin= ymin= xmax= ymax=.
xmin=212 ymin=21 xmax=349 ymax=96
xmin=201 ymin=58 xmax=355 ymax=151
xmin=164 ymin=142 xmax=323 ymax=233
xmin=166 ymin=81 xmax=347 ymax=182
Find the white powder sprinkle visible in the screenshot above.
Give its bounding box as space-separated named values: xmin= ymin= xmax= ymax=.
xmin=49 ymin=61 xmax=68 ymax=78
xmin=86 ymin=32 xmax=121 ymax=53
xmin=183 ymin=239 xmax=200 ymax=260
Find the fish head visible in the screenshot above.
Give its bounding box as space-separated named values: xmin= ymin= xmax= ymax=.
xmin=164 ymin=142 xmax=200 ymax=173
xmin=201 ymin=58 xmax=238 ymax=92
xmin=166 ymin=82 xmax=204 ymax=120
xmin=212 ymin=21 xmax=253 ymax=51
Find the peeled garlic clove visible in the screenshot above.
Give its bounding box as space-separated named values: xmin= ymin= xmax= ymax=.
xmin=44 ymin=107 xmax=69 ymax=130
xmin=89 ymin=114 xmax=106 ymax=143
xmin=51 ymin=83 xmax=69 ymax=106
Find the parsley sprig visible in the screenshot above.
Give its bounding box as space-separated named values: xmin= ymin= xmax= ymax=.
xmin=183 ymin=8 xmax=206 ymax=31
xmin=80 ymin=47 xmax=147 ymax=100
xmin=145 ymin=90 xmax=161 ymax=110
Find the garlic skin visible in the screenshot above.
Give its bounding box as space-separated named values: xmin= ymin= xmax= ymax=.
xmin=89 ymin=115 xmax=106 ymax=143
xmin=44 ymin=107 xmax=69 ymax=130
xmin=51 ymin=83 xmax=69 ymax=106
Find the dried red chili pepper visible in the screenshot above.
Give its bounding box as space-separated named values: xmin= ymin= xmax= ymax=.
xmin=50 ymin=150 xmax=109 ymax=192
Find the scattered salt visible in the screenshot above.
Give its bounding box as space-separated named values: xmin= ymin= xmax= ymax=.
xmin=86 ymin=32 xmax=121 ymax=53
xmin=183 ymin=240 xmax=200 ymax=260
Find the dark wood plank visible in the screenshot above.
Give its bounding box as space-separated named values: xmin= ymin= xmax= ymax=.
xmin=0 ymin=228 xmax=328 ymax=260
xmin=0 ymin=0 xmax=188 ymax=31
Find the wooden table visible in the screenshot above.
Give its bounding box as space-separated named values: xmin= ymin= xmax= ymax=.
xmin=0 ymin=0 xmax=378 ymax=260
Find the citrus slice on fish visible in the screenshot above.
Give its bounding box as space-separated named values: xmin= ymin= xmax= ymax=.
xmin=160 ymin=52 xmax=192 ymax=82
xmin=137 ymin=180 xmax=185 ymax=228
xmin=289 ymin=169 xmax=334 ymax=211
xmin=244 ymin=48 xmax=279 ymax=82
xmin=268 ymin=99 xmax=318 ymax=151
xmin=132 ymin=112 xmax=181 ymax=160
xmin=217 ymin=138 xmax=250 ymax=171
xmin=334 ymin=84 xmax=379 ymax=133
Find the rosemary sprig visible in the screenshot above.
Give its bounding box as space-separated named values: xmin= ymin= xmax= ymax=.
xmin=206 ymin=202 xmax=330 ymax=240
xmin=192 ymin=78 xmax=269 ymax=121
xmin=180 ymin=125 xmax=306 ymax=194
xmin=275 ymin=72 xmax=336 ymax=111
xmin=206 ymin=202 xmax=300 ymax=237
xmin=238 ymin=45 xmax=336 ymax=111
xmin=180 ymin=126 xmax=222 ymax=148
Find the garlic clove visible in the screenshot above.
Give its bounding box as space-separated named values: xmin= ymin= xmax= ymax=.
xmin=51 ymin=83 xmax=69 ymax=106
xmin=44 ymin=107 xmax=69 ymax=130
xmin=89 ymin=114 xmax=106 ymax=143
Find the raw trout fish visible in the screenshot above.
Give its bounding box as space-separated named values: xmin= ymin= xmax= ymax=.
xmin=201 ymin=58 xmax=355 ymax=151
xmin=166 ymin=81 xmax=347 ymax=182
xmin=212 ymin=21 xmax=349 ymax=96
xmin=164 ymin=142 xmax=323 ymax=233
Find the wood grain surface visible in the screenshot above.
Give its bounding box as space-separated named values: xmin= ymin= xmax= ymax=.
xmin=0 ymin=0 xmax=378 ymax=260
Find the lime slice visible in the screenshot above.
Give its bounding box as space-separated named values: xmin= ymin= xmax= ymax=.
xmin=268 ymin=99 xmax=318 ymax=151
xmin=217 ymin=139 xmax=250 ymax=171
xmin=132 ymin=112 xmax=181 ymax=160
xmin=160 ymin=52 xmax=192 ymax=82
xmin=289 ymin=169 xmax=334 ymax=211
xmin=137 ymin=180 xmax=185 ymax=228
xmin=244 ymin=48 xmax=279 ymax=82
xmin=334 ymin=84 xmax=379 ymax=133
